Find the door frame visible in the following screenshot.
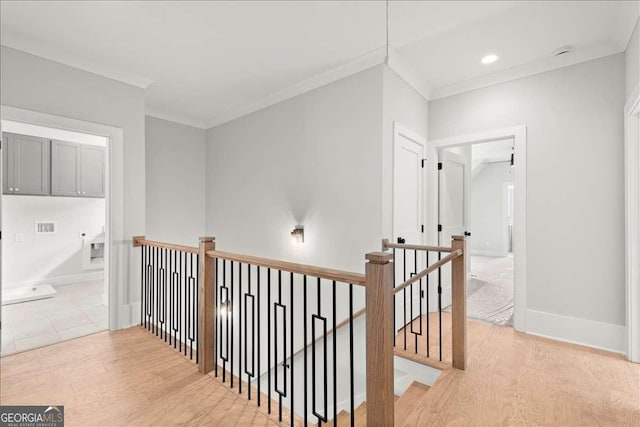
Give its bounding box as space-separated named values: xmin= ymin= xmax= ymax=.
xmin=624 ymin=85 xmax=640 ymax=363
xmin=1 ymin=105 xmax=124 ymax=330
xmin=428 ymin=125 xmax=527 ymax=332
xmin=392 ymin=121 xmax=427 ymax=245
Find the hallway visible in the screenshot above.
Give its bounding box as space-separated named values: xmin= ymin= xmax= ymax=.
xmin=468 ymin=255 xmax=514 ymax=326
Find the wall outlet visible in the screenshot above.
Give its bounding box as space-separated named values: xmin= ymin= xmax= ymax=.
xmin=15 ymin=233 xmax=24 ymax=242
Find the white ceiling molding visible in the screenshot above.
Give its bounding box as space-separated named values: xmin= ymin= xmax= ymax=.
xmin=387 ymin=51 xmax=432 ymax=101
xmin=0 ymin=36 xmax=154 ymax=89
xmin=430 ymin=41 xmax=622 ymax=100
xmin=145 ymin=108 xmax=208 ymax=130
xmin=206 ymin=47 xmax=387 ymax=129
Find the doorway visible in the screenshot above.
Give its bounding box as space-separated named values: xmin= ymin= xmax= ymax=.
xmin=1 ymin=120 xmax=110 ymax=356
xmin=430 ymin=126 xmax=527 ymax=332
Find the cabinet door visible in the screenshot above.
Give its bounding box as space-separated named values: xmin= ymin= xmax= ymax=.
xmin=9 ymin=133 xmax=50 ymax=196
xmin=2 ymin=134 xmax=11 ymax=194
xmin=80 ymin=145 xmax=105 ymax=198
xmin=51 ymin=140 xmax=80 ymax=196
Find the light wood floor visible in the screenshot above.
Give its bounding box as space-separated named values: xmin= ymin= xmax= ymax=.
xmin=1 ymin=316 xmax=639 ymax=426
xmin=0 ymin=327 xmax=279 ymax=427
xmin=396 ymin=312 xmax=640 ymax=426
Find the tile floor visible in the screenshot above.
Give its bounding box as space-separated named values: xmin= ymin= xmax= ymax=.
xmin=1 ymin=280 xmax=108 ymax=356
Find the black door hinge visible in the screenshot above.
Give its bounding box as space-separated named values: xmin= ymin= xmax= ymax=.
xmin=421 ymin=159 xmax=427 ymax=168
xmin=437 ymin=162 xmax=443 ymax=170
xmin=437 ymin=224 xmax=442 ymax=232
xmin=421 ymin=224 xmax=424 ymax=233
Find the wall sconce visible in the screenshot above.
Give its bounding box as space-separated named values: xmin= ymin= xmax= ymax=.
xmin=291 ymin=226 xmax=304 ymax=244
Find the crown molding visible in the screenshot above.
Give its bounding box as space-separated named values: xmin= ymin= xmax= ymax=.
xmin=206 ymin=47 xmax=387 ymax=129
xmin=430 ymin=41 xmax=622 ymax=100
xmin=1 ymin=38 xmax=154 ymax=89
xmin=387 ymin=51 xmax=432 ymax=101
xmin=145 ymin=108 xmax=208 ymax=130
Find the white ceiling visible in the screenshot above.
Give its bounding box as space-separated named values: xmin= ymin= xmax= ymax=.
xmin=1 ymin=1 xmax=638 ymax=129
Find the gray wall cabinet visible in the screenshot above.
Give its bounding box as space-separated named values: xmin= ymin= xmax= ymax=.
xmin=2 ymin=132 xmax=105 ymax=198
xmin=2 ymin=132 xmax=50 ymax=196
xmin=52 ymin=140 xmax=105 ymax=198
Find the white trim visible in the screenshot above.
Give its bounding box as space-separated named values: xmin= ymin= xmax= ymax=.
xmin=624 ymin=84 xmax=640 ymax=362
xmin=3 ymin=271 xmax=104 ymax=289
xmin=470 ymin=250 xmax=509 ymax=258
xmin=387 ymin=52 xmax=432 ymax=101
xmin=430 ymin=43 xmax=621 ymax=100
xmin=429 ymin=125 xmax=527 ymax=332
xmin=145 ymin=109 xmax=208 ymax=130
xmin=0 ymin=105 xmax=126 ymax=330
xmin=526 ymin=309 xmax=626 ymax=355
xmin=207 ymin=48 xmax=386 ymax=128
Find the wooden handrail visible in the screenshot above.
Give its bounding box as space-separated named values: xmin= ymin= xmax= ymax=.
xmin=382 ymin=238 xmax=453 ymax=253
xmin=393 ymin=249 xmax=462 ymax=295
xmin=206 ymin=250 xmax=366 ymax=286
xmin=132 ymin=236 xmax=199 ymax=254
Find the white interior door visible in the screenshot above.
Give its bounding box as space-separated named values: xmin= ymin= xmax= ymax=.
xmin=438 ymin=149 xmax=470 ymax=308
xmin=393 ymin=123 xmax=425 ymax=335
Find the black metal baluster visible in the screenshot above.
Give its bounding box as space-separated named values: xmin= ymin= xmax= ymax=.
xmin=393 ymin=247 xmax=396 ymax=347
xmin=222 ymin=260 xmax=227 ymax=383
xmin=276 ymin=270 xmax=284 ymax=422
xmin=290 ymin=272 xmax=294 ymax=427
xmin=438 ymin=251 xmax=442 ymax=362
xmin=239 ymin=262 xmax=242 ymax=394
xmin=426 ymin=251 xmax=430 ymax=358
xmin=349 ymin=283 xmax=354 ymax=427
xmin=333 ymin=280 xmax=337 ymax=426
xmin=245 ymin=263 xmax=251 ymax=400
xmin=414 ymin=250 xmax=418 ymax=353
xmin=140 ymin=246 xmax=144 ymax=327
xmin=156 ymin=246 xmax=159 ymax=337
xmin=303 ymin=275 xmax=308 ymax=427
xmin=267 ymin=267 xmax=272 ymax=415
xmin=257 ymin=265 xmax=261 ymax=405
xmin=403 ymin=248 xmax=407 ymax=350
xmin=168 ymin=249 xmax=172 ymax=346
xmin=312 ymin=277 xmax=327 ymax=424
xmin=179 ymin=251 xmax=182 ymax=353
xmin=215 ymin=257 xmax=219 ymax=378
xmin=163 ymin=248 xmax=168 ymax=342
xmin=195 ymin=253 xmax=199 ymax=363
xmin=230 ymin=261 xmax=234 ymax=388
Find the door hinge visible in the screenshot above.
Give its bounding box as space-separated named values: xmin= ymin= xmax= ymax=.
xmin=421 ymin=158 xmax=427 ymax=168
xmin=421 ymin=224 xmax=424 ymax=233
xmin=437 ymin=162 xmax=443 ymax=170
xmin=437 ymin=224 xmax=442 ymax=232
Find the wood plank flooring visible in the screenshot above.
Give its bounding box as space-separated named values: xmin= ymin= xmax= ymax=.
xmin=2 ymin=314 xmax=639 ymax=426
xmin=395 ymin=312 xmax=640 ymax=426
xmin=0 ymin=327 xmax=279 ymax=427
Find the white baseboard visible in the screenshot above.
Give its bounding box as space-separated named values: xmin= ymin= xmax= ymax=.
xmin=526 ymin=309 xmax=626 ymax=355
xmin=5 ymin=271 xmax=104 ymax=289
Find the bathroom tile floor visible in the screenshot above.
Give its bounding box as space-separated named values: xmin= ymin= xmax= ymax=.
xmin=1 ymin=280 xmax=107 ymax=356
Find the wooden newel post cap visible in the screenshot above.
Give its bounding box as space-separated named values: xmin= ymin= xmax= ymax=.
xmin=452 ymin=235 xmax=465 ymax=241
xmin=132 ymin=235 xmax=145 ymax=246
xmin=365 ymin=252 xmax=393 ymax=264
xmin=199 ymin=236 xmax=215 ymax=242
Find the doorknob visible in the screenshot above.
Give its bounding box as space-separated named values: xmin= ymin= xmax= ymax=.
xmin=464 ymin=231 xmax=471 ymax=237
xmin=397 ymin=237 xmax=406 ymax=244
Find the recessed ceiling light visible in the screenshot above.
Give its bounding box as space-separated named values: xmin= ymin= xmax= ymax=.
xmin=481 ymin=54 xmax=498 ymax=65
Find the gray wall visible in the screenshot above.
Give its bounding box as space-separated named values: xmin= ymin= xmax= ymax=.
xmin=1 ymin=45 xmax=146 ymax=324
xmin=146 ymin=116 xmax=205 ymax=246
xmin=429 ymin=53 xmax=626 ymax=326
xmin=626 ymin=20 xmax=639 ymax=99
xmin=205 ymin=66 xmax=383 ymax=274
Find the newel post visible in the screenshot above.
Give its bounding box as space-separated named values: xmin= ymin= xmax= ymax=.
xmin=198 ymin=236 xmax=216 ymax=374
xmin=365 ymin=251 xmax=394 ymax=427
xmin=451 ymin=235 xmax=467 ymax=370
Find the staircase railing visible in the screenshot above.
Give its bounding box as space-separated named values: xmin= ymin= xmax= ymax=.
xmin=382 ymin=236 xmax=467 ymax=371
xmin=132 ymin=235 xmax=467 ymax=427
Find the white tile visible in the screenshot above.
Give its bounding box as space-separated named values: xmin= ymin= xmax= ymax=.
xmin=47 ymin=310 xmax=93 ymax=331
xmin=11 ymin=317 xmax=58 ymax=340
xmin=57 ymin=323 xmax=100 ymax=341
xmin=14 ymin=332 xmax=61 ymax=353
